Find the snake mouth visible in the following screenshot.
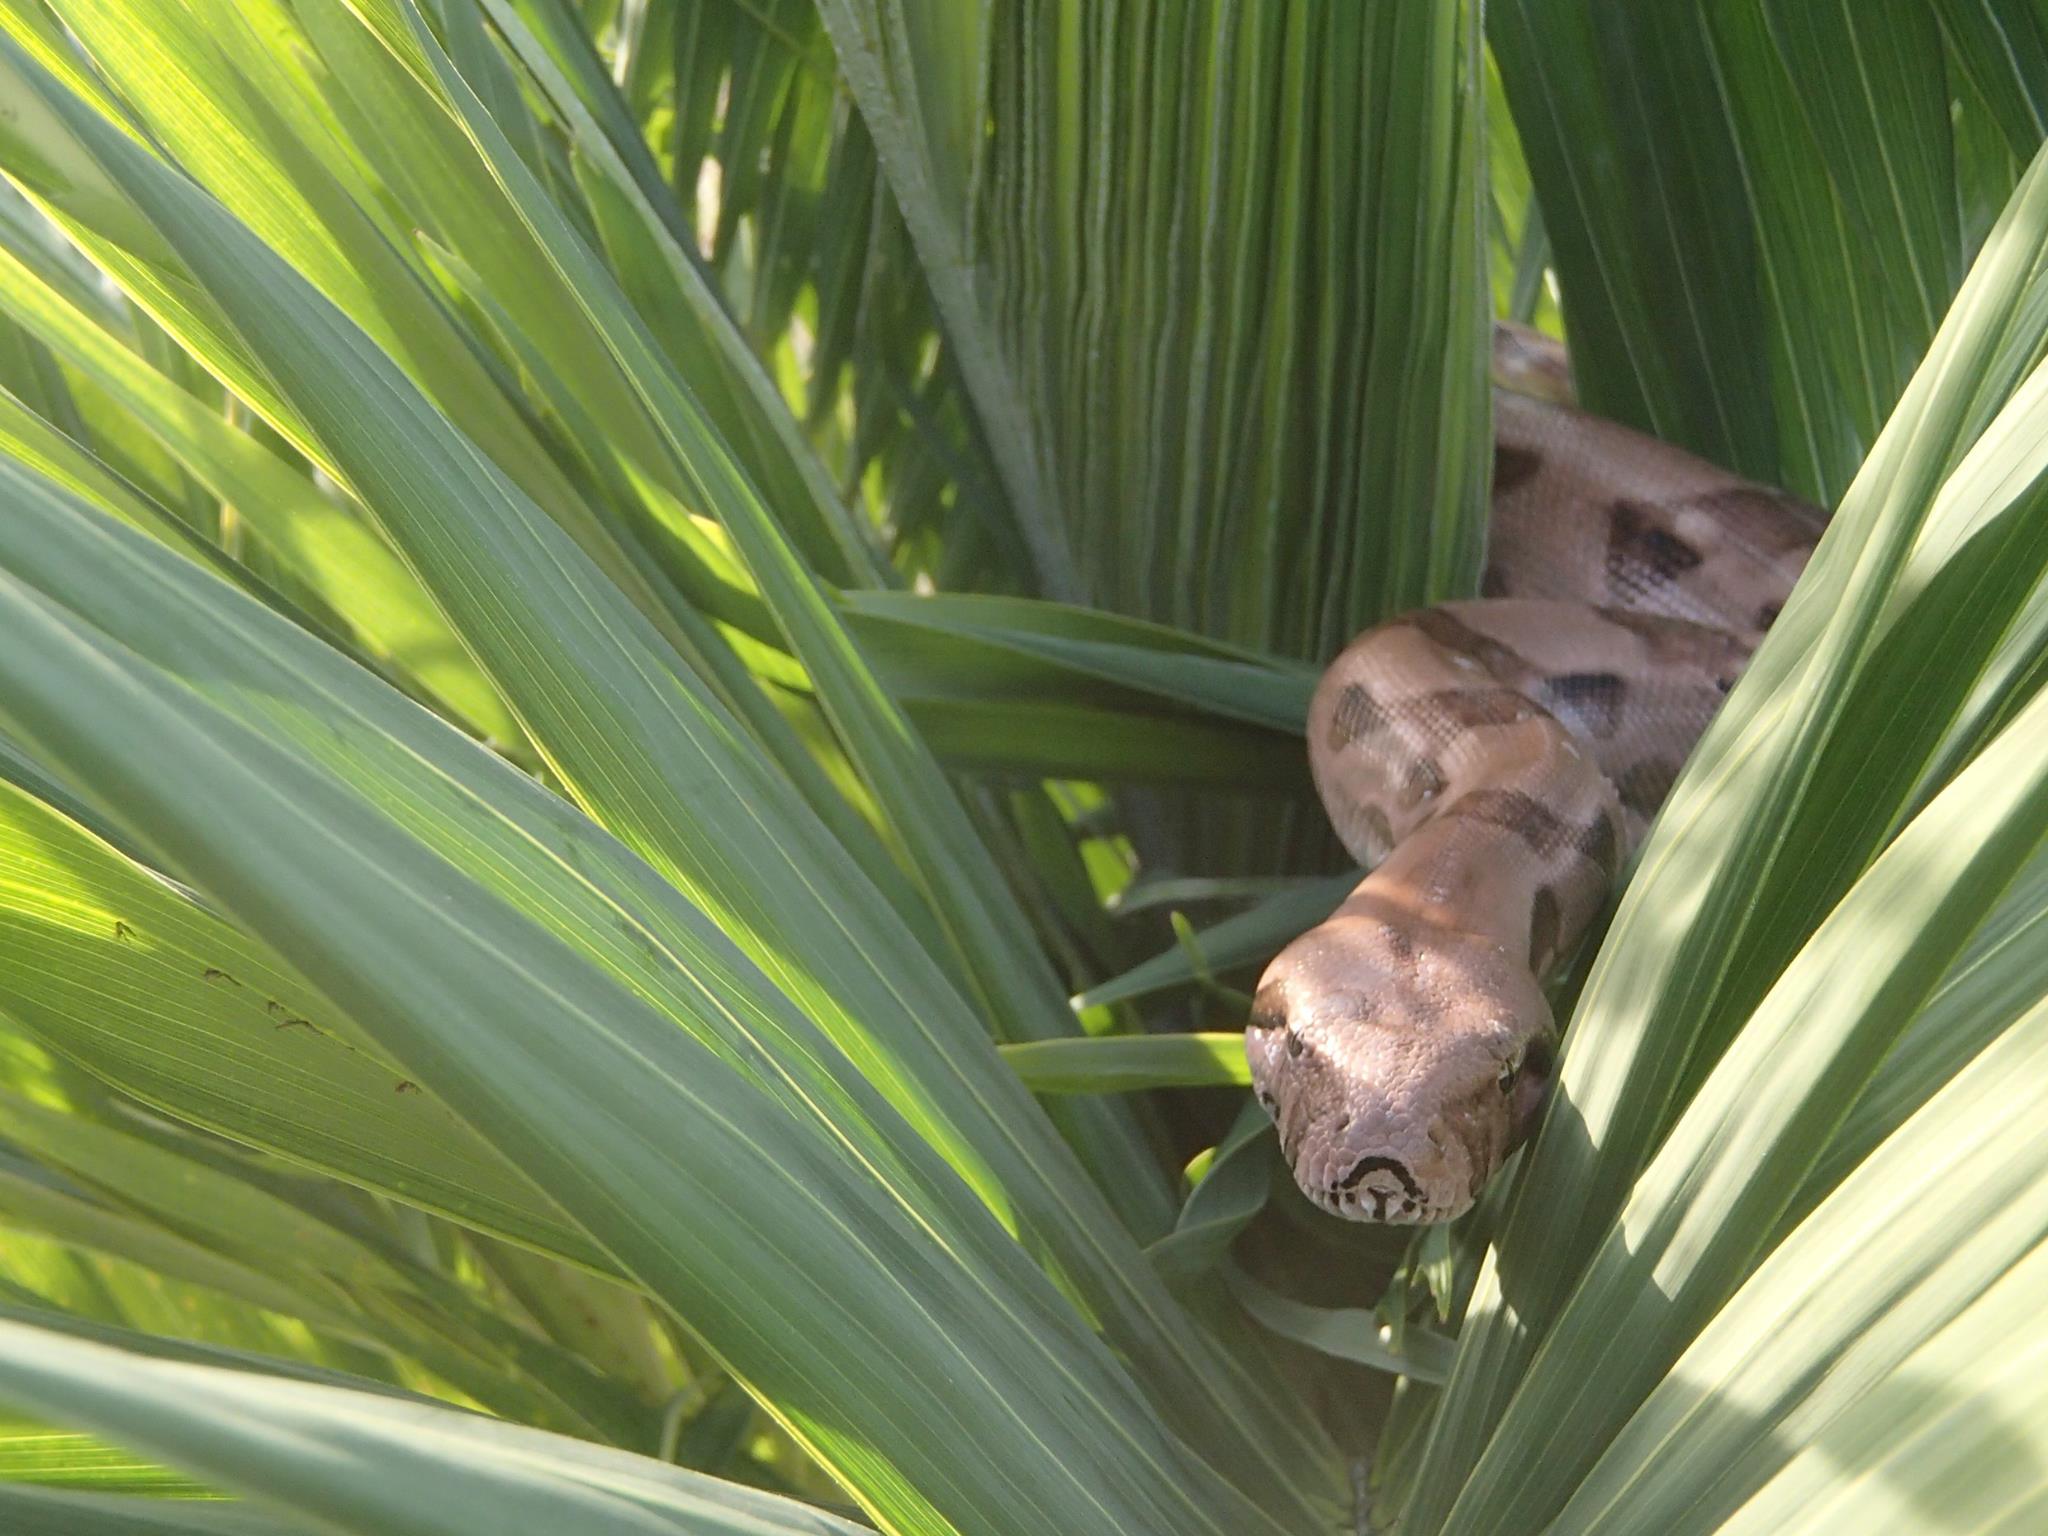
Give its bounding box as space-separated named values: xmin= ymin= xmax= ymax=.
xmin=1303 ymin=1150 xmax=1462 ymax=1224
xmin=1334 ymin=1155 xmax=1428 ymax=1222
xmin=1255 ymin=1075 xmax=1484 ymax=1224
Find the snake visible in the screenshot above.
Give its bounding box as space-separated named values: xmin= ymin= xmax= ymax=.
xmin=1245 ymin=323 xmax=1823 ymax=1225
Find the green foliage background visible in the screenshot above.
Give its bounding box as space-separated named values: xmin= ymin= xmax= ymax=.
xmin=0 ymin=2 xmax=2043 ymax=1532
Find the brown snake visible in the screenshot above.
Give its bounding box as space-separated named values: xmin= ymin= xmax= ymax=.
xmin=1246 ymin=324 xmax=1823 ymax=1224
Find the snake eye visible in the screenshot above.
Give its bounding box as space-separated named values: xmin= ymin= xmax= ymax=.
xmin=1497 ymin=1048 xmax=1524 ymax=1094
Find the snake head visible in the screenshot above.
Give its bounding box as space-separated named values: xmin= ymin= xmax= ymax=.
xmin=1245 ymin=911 xmax=1556 ymax=1224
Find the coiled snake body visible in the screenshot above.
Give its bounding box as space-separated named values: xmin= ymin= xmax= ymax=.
xmin=1246 ymin=327 xmax=1823 ymax=1224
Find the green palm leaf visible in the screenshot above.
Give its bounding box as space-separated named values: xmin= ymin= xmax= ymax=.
xmin=0 ymin=450 xmax=1288 ymax=1533
xmin=0 ymin=1317 xmax=870 ymax=1535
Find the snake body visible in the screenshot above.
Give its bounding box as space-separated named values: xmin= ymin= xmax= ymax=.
xmin=1246 ymin=327 xmax=1823 ymax=1224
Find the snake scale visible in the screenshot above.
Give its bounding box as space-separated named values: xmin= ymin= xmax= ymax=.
xmin=1246 ymin=324 xmax=1824 ymax=1225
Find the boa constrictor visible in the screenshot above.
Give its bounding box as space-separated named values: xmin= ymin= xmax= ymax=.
xmin=1246 ymin=324 xmax=1823 ymax=1225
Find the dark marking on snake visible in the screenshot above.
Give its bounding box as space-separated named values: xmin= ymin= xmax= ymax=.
xmin=1574 ymin=811 xmax=1621 ymax=882
xmin=1616 ymin=757 xmax=1684 ymax=815
xmin=1402 ymin=754 xmax=1447 ymax=802
xmin=1609 ymin=500 xmax=1705 ymax=587
xmin=1687 ymin=484 xmax=1827 ymax=544
xmin=1493 ymin=442 xmax=1543 ymax=496
xmin=1543 ymin=671 xmax=1627 ymax=739
xmin=1381 ymin=924 xmax=1418 ymax=965
xmin=1479 ymin=563 xmax=1514 ymax=598
xmin=1596 ymin=606 xmax=1752 ymax=671
xmin=1596 ymin=606 xmax=1688 ymax=649
xmin=1528 ymin=886 xmax=1561 ymax=970
xmin=1328 ymin=682 xmax=1389 ymax=749
xmin=1285 ymin=1030 xmax=1306 ymax=1059
xmin=1424 ymin=687 xmax=1543 ymax=733
xmin=1339 ymin=1155 xmax=1423 ymax=1202
xmin=1406 ymin=609 xmax=1530 ymax=680
xmin=1443 ymin=788 xmax=1570 ymax=855
xmin=1755 ymin=601 xmax=1782 ymax=630
xmin=1443 ymin=790 xmax=1621 ymax=880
